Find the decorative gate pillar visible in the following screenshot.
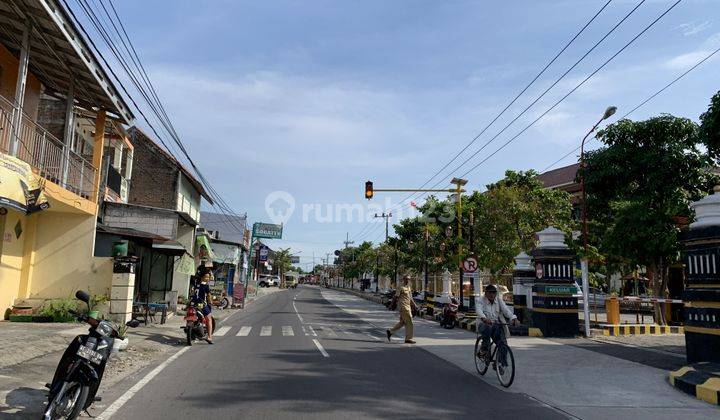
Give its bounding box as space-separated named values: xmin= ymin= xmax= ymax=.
xmin=435 ymin=269 xmax=453 ymax=304
xmin=529 ymin=227 xmax=579 ymax=337
xmin=512 ymin=252 xmax=535 ymax=324
xmin=680 ymin=188 xmax=720 ymax=364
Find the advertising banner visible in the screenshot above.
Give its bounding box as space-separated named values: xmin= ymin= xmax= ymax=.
xmin=252 ymin=222 xmax=283 ymax=239
xmin=0 ymin=152 xmax=49 ymax=213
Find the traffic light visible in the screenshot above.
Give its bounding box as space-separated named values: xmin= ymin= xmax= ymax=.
xmin=365 ymin=181 xmax=374 ymax=200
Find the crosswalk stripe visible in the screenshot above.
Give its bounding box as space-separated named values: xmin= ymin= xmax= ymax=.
xmin=237 ymin=326 xmax=252 ymax=336
xmin=260 ymin=326 xmax=272 ymax=336
xmin=214 ymin=326 xmax=230 ymax=336
xmin=282 ymin=326 xmax=294 ymax=336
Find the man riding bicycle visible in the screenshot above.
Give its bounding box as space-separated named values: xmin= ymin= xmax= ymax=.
xmin=477 ymin=284 xmax=518 ymax=358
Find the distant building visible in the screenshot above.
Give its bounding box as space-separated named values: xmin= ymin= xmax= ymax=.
xmin=537 ymin=163 xmax=581 ymax=219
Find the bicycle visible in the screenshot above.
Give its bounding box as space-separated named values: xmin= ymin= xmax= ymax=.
xmin=474 ymin=321 xmax=516 ymax=387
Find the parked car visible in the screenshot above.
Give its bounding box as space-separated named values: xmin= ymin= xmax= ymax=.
xmin=258 ymin=276 xmax=280 ymax=288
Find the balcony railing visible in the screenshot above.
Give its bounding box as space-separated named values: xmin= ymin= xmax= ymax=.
xmin=0 ymin=95 xmax=96 ymax=200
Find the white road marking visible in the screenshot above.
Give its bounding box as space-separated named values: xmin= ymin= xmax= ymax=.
xmin=301 ymin=325 xmax=308 ymax=336
xmin=367 ymin=333 xmax=381 ymax=341
xmin=282 ymin=326 xmax=295 ymax=336
xmin=292 ymin=301 xmax=304 ymax=323
xmin=213 ymin=326 xmax=231 ymax=336
xmin=260 ymin=326 xmax=272 ymax=336
xmin=95 ymin=347 xmax=189 ymax=420
xmin=313 ymin=339 xmax=330 ymax=357
xmin=307 ymin=325 xmax=318 ymax=337
xmin=236 ymin=326 xmax=252 ymax=336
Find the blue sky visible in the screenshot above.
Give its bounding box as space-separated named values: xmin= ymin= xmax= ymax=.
xmin=78 ymin=0 xmax=719 ymax=269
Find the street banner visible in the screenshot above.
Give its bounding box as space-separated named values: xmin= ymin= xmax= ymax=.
xmin=253 ymin=222 xmax=283 ymax=239
xmin=0 ymin=152 xmax=49 ymax=214
xmin=177 ymin=254 xmax=196 ymax=275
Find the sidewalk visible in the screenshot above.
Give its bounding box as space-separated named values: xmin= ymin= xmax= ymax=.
xmin=322 ymin=288 xmax=718 ymax=420
xmin=0 ymin=286 xmax=283 ymax=418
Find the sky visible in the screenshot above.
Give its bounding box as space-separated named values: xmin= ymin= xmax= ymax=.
xmin=74 ymin=0 xmax=720 ymax=270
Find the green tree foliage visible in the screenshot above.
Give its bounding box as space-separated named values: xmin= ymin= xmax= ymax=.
xmin=580 ymin=115 xmax=717 ymax=321
xmin=273 ymin=248 xmax=293 ymax=286
xmin=700 ymin=90 xmax=720 ymax=159
xmin=470 ymin=170 xmax=573 ymax=276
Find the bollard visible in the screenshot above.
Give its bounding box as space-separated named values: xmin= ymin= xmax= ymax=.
xmin=605 ymin=297 xmax=620 ymax=325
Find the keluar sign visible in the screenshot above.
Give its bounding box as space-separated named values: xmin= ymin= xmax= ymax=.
xmin=252 ymin=222 xmax=283 ymax=239
xmin=0 ymin=152 xmax=49 ymax=214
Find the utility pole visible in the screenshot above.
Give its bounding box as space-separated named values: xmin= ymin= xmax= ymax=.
xmin=424 ymin=224 xmax=429 ymax=295
xmin=374 ymin=213 xmax=392 ymax=242
xmin=580 ymin=105 xmax=617 ymax=338
xmin=343 ymin=232 xmax=354 ymax=248
xmin=451 ymin=177 xmax=468 ymax=310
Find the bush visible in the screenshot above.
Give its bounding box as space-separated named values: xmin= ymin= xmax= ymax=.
xmin=40 ymin=298 xmax=80 ymax=322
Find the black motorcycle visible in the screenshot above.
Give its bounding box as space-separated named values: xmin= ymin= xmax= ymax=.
xmin=44 ymin=290 xmax=140 ymax=420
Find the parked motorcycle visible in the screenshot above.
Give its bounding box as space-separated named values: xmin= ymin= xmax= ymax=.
xmin=44 ymin=290 xmax=140 ymax=420
xmin=439 ymin=298 xmax=459 ymax=329
xmin=182 ymin=301 xmax=216 ymax=346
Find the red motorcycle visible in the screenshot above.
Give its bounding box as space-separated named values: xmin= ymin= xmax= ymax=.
xmin=440 ymin=298 xmax=459 ymax=329
xmin=182 ymin=302 xmax=215 ymax=346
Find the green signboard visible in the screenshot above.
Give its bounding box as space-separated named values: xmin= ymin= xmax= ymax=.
xmin=544 ymin=285 xmax=577 ymax=295
xmin=253 ymin=222 xmax=283 ymax=239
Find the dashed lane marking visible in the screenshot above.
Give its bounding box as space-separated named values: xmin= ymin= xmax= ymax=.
xmin=313 ymin=339 xmax=330 ymax=357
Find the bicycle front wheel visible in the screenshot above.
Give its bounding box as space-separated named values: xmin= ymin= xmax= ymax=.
xmin=495 ymin=344 xmax=515 ymax=387
xmin=474 ymin=336 xmax=490 ymax=376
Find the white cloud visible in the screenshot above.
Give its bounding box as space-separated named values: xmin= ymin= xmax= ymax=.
xmin=664 ymin=32 xmax=720 ymax=71
xmin=675 ymin=20 xmax=712 ymax=36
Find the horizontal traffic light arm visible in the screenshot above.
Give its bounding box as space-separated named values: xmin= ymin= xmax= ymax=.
xmin=373 ymin=188 xmax=466 ymax=193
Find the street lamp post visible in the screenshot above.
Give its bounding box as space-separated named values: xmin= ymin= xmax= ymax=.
xmin=580 ymin=105 xmax=617 ymax=338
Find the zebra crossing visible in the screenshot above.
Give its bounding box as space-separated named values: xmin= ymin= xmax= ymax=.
xmin=211 ymin=324 xmax=383 ymax=339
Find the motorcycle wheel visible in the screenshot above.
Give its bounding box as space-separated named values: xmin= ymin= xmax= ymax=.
xmin=45 ymin=381 xmax=89 ymax=420
xmin=219 ymin=298 xmax=230 ymax=310
xmin=186 ymin=329 xmax=193 ymax=346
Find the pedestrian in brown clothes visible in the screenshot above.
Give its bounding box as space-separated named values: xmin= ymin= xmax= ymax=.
xmin=386 ymin=276 xmax=417 ymax=344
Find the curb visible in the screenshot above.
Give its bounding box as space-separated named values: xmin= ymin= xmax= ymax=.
xmin=594 ymin=325 xmax=684 ymax=336
xmin=669 ymin=365 xmax=720 ymax=406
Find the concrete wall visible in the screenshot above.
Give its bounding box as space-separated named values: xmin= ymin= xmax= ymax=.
xmin=28 ymin=211 xmax=112 ymax=299
xmin=103 ymin=205 xmax=178 ymax=239
xmin=0 ymin=43 xmax=41 ymax=119
xmin=0 ymin=208 xmax=26 ymax=315
xmin=172 ymin=221 xmax=195 ymax=300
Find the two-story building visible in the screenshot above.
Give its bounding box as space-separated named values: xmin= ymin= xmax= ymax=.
xmin=0 ymin=0 xmax=135 ymax=315
xmin=95 ymin=126 xmax=213 ymax=306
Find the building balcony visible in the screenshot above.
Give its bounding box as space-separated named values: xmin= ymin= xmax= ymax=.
xmin=0 ymin=93 xmax=96 ymax=200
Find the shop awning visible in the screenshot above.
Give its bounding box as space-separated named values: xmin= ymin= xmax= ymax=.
xmin=152 ymin=240 xmax=187 ymax=256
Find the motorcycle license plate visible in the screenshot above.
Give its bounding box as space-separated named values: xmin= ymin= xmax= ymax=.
xmin=77 ymin=345 xmax=103 ymax=365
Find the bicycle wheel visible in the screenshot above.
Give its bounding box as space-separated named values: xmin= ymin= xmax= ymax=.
xmin=474 ymin=336 xmax=491 ymax=375
xmin=495 ymin=344 xmax=515 ymax=387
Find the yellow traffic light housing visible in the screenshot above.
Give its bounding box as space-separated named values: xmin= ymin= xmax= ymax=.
xmin=365 ymin=181 xmax=373 ymax=200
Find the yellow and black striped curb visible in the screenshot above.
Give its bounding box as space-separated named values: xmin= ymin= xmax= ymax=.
xmin=594 ymin=324 xmax=684 ymax=336
xmin=669 ymin=365 xmax=720 ymax=406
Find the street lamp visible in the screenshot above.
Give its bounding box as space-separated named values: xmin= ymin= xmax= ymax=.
xmin=579 ymin=105 xmax=617 ymax=337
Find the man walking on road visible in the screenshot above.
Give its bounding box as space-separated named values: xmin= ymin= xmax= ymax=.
xmin=386 ymin=276 xmax=417 ymax=344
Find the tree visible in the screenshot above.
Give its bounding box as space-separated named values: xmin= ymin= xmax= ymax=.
xmin=470 ymin=170 xmax=573 ymax=277
xmin=273 ymin=248 xmax=293 ymax=287
xmin=700 ymin=90 xmax=720 ymax=158
xmin=580 ymin=115 xmax=717 ymax=323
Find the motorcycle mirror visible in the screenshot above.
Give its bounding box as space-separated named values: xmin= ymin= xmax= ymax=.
xmin=126 ymin=319 xmax=141 ymax=328
xmin=75 ymin=290 xmax=90 ymax=304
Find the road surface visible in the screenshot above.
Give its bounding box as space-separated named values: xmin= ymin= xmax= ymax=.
xmin=103 ymin=285 xmax=563 ymax=419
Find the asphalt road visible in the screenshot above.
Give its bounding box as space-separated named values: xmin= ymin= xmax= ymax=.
xmin=106 ymin=285 xmax=565 ymax=419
